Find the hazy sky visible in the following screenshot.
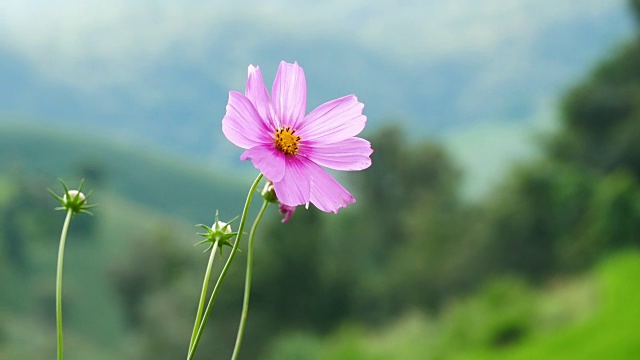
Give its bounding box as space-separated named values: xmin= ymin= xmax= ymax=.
xmin=2 ymin=0 xmax=626 ymax=89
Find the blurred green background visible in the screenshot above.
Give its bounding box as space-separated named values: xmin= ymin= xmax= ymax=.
xmin=2 ymin=0 xmax=640 ymax=359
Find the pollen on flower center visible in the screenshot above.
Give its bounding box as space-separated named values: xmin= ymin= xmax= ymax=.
xmin=274 ymin=126 xmax=301 ymax=155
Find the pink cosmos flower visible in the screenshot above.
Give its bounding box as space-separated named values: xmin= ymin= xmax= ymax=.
xmin=222 ymin=61 xmax=372 ymax=213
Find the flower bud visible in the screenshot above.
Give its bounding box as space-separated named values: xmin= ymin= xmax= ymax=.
xmin=195 ymin=211 xmax=237 ymax=252
xmin=261 ymin=182 xmax=278 ymax=203
xmin=63 ymin=190 xmax=86 ymax=204
xmin=212 ymin=221 xmax=232 ymax=238
xmin=49 ymin=179 xmax=96 ymax=216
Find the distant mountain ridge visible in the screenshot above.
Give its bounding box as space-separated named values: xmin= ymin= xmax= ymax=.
xmin=0 ymin=124 xmax=248 ymax=223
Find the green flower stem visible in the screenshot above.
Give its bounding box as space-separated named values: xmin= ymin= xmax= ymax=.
xmin=56 ymin=209 xmax=73 ymax=360
xmin=231 ymin=198 xmax=269 ymax=360
xmin=188 ymin=239 xmax=220 ymax=351
xmin=187 ymin=173 xmax=263 ymax=360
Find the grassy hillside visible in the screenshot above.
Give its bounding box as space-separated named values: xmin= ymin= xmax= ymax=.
xmin=0 ymin=123 xmax=250 ymax=224
xmin=264 ymin=250 xmax=640 ymax=359
xmin=462 ymin=251 xmax=640 ymax=360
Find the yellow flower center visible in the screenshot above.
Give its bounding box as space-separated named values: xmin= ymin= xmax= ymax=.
xmin=274 ymin=126 xmax=301 ymax=155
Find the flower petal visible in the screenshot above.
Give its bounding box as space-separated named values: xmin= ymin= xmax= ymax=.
xmin=306 ymin=160 xmax=355 ymax=213
xmin=273 ymin=157 xmax=312 ymax=208
xmin=301 ymin=137 xmax=373 ymax=171
xmin=279 ymin=204 xmax=296 ymax=223
xmin=245 ymin=65 xmax=275 ymax=130
xmin=222 ymin=91 xmax=273 ymax=149
xmin=272 ymin=61 xmax=306 ymax=128
xmin=240 ymin=145 xmax=286 ymax=182
xmin=297 ymin=95 xmax=366 ymax=143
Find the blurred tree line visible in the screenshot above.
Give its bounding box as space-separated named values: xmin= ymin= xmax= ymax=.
xmin=2 ymin=1 xmax=640 ymax=358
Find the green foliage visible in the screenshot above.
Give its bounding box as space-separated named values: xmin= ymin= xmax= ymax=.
xmin=472 ymin=162 xmax=594 ymax=278
xmin=0 ymin=172 xmax=60 ymax=271
xmin=441 ymin=277 xmax=535 ymax=350
xmin=462 ymin=251 xmax=640 ymax=360
xmin=557 ymin=170 xmax=640 ymax=268
xmin=264 ymin=331 xmax=324 ymax=360
xmin=266 ymin=251 xmax=640 ymax=360
xmin=348 ymin=125 xmax=464 ymax=314
xmin=473 ymin=15 xmax=640 ymax=279
xmin=554 ymin=38 xmax=640 ymax=176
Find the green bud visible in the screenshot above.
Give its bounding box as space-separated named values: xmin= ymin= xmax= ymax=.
xmin=212 ymin=220 xmax=232 ymax=238
xmin=49 ymin=179 xmax=96 ymax=216
xmin=261 ymin=182 xmax=278 ymax=204
xmin=64 ymin=190 xmax=86 ymax=204
xmin=195 ymin=210 xmax=237 ymax=253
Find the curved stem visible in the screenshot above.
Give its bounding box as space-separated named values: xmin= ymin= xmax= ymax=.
xmin=56 ymin=210 xmax=73 ymax=360
xmin=188 ymin=239 xmax=219 ymax=351
xmin=231 ymin=199 xmax=269 ymax=360
xmin=187 ymin=173 xmax=263 ymax=360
